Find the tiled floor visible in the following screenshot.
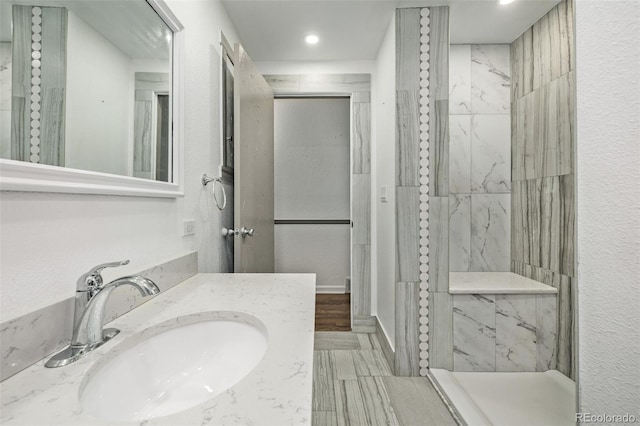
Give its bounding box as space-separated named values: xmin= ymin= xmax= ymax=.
xmin=313 ymin=332 xmax=457 ymax=426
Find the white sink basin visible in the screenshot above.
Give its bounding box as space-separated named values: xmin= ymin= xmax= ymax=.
xmin=79 ymin=312 xmax=268 ymax=422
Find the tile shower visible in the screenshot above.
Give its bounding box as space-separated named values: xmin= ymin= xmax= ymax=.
xmin=423 ymin=0 xmax=576 ymax=422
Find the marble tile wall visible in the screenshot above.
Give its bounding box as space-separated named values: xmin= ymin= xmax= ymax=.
xmin=394 ymin=6 xmax=449 ymax=376
xmin=448 ymin=45 xmax=511 ymax=274
xmin=394 ymin=8 xmax=422 ymax=376
xmin=422 ymin=7 xmax=450 ymax=373
xmin=452 ymin=293 xmax=557 ymax=372
xmin=0 ymin=252 xmax=197 ymax=381
xmin=510 ymin=0 xmax=575 ymax=378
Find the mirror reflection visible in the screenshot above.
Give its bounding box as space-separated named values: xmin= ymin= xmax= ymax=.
xmin=0 ymin=0 xmax=173 ymax=182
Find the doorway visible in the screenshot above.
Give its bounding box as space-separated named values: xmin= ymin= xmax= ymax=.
xmin=273 ymin=97 xmax=351 ymax=330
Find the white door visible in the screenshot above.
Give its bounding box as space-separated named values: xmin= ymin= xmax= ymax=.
xmin=233 ymin=43 xmax=275 ymax=272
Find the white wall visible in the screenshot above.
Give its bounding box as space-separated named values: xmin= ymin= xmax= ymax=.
xmin=65 ymin=11 xmax=131 ymax=176
xmin=373 ymin=15 xmax=396 ymax=349
xmin=255 ymin=61 xmax=374 ymax=75
xmin=575 ymin=0 xmax=640 ymax=417
xmin=0 ymin=0 xmax=241 ymax=321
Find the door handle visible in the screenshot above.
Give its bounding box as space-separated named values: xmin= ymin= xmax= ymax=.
xmin=240 ymin=227 xmax=254 ymax=237
xmin=222 ymin=227 xmax=238 ymax=237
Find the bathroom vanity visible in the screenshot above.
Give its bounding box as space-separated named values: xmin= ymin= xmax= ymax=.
xmin=0 ymin=273 xmax=315 ymax=425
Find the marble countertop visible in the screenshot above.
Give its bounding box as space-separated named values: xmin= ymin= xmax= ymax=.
xmin=449 ymin=272 xmax=558 ymax=294
xmin=0 ymin=273 xmax=316 ymax=425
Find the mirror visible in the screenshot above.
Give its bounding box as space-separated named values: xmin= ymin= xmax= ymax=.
xmin=0 ymin=0 xmax=182 ymax=193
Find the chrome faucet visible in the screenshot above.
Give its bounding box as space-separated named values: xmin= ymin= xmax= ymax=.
xmin=45 ymin=260 xmax=160 ymax=368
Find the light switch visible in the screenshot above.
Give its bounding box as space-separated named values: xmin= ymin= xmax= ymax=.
xmin=380 ymin=185 xmax=388 ymax=203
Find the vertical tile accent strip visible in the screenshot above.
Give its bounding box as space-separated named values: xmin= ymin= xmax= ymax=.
xmin=29 ymin=7 xmax=42 ymax=163
xmin=418 ymin=7 xmax=431 ymax=377
xmin=10 ymin=5 xmax=66 ymax=165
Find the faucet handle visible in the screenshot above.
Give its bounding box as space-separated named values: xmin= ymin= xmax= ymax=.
xmin=77 ymin=260 xmax=130 ymax=292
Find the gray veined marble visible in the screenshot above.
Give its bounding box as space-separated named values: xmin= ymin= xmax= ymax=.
xmin=353 ymin=244 xmax=371 ymax=317
xmin=536 ymin=294 xmax=557 ymax=371
xmin=428 ymin=7 xmax=450 ymax=102
xmin=470 ymin=194 xmax=511 ymax=272
xmin=449 ymin=194 xmax=471 ymax=272
xmin=395 ymin=282 xmax=420 ymax=376
xmin=395 ymin=9 xmax=421 ymax=92
xmin=396 ymin=90 xmax=420 ymax=186
xmin=511 ymin=176 xmax=574 ymax=276
xmin=449 ymin=45 xmax=472 ymax=114
xmin=335 ymin=380 xmax=368 ymax=426
xmin=495 ymin=294 xmax=537 ymax=371
xmin=352 ymin=174 xmax=371 ymax=245
xmin=429 ymin=101 xmax=450 ymax=197
xmin=357 ymin=377 xmax=400 ymax=426
xmin=470 ymin=115 xmax=511 ymax=193
xmin=352 ymin=102 xmax=371 ymax=174
xmin=333 ymin=350 xmax=358 ymax=380
xmin=428 ymin=292 xmax=453 ymax=370
xmin=453 ymin=294 xmax=496 ymax=371
xmin=449 ymin=115 xmax=471 ymax=194
xmin=314 ymin=353 xmax=336 ymax=411
xmin=511 ymin=261 xmax=573 ymax=378
xmin=429 ymin=196 xmax=449 ymax=291
xmin=471 ymin=45 xmax=510 ymax=114
xmin=395 ymin=187 xmax=420 ymax=282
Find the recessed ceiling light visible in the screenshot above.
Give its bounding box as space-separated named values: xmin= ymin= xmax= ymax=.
xmin=305 ymin=35 xmax=319 ymax=45
xmin=499 ymin=0 xmax=515 ymax=4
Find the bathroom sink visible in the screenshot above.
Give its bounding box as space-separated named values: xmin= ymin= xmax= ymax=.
xmin=79 ymin=312 xmax=268 ymax=422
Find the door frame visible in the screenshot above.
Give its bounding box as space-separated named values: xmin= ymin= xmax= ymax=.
xmin=264 ymin=74 xmax=373 ymax=332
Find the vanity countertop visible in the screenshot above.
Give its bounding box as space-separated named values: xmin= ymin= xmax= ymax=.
xmin=0 ymin=273 xmax=316 ymax=425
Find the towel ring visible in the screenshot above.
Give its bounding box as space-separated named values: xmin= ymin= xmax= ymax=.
xmin=202 ymin=174 xmax=227 ymax=210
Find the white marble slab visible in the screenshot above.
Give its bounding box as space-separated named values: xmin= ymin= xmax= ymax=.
xmin=450 ymin=272 xmax=558 ymax=294
xmin=471 ymin=45 xmax=511 ymax=114
xmin=449 ymin=45 xmax=471 ymax=114
xmin=449 ymin=115 xmax=471 ymax=194
xmin=453 ymin=295 xmax=496 ymax=371
xmin=0 ymin=273 xmax=316 ymax=425
xmin=470 ymin=115 xmax=511 ymax=194
xmin=449 ymin=194 xmax=471 ymax=272
xmin=470 ymin=194 xmax=511 ymax=272
xmin=495 ymin=295 xmax=537 ymax=371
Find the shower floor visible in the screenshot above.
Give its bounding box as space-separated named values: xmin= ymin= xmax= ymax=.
xmin=430 ymin=369 xmax=576 ymax=426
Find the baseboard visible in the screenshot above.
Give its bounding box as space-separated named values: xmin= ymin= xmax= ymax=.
xmin=375 ymin=316 xmax=395 ymax=375
xmin=352 ymin=315 xmax=376 ymax=333
xmin=316 ymin=286 xmax=347 ymax=294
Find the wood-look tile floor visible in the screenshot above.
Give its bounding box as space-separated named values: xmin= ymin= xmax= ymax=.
xmin=312 ymin=332 xmax=457 ymax=426
xmin=315 ymin=294 xmax=351 ymax=331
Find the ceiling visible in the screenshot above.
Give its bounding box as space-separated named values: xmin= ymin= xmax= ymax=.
xmin=222 ymin=0 xmax=561 ymax=62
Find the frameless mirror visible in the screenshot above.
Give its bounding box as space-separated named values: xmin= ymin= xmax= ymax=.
xmin=0 ymin=0 xmax=176 ymax=184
